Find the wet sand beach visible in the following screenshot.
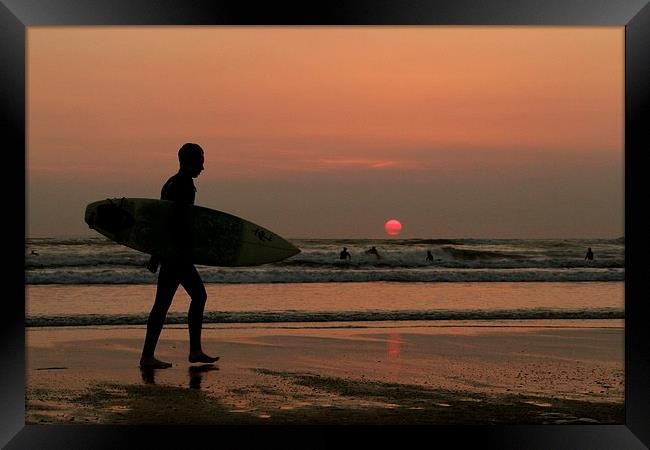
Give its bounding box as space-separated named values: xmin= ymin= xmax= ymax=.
xmin=26 ymin=321 xmax=624 ymax=425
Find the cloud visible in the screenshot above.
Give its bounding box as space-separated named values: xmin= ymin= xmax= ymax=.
xmin=316 ymin=159 xmax=420 ymax=170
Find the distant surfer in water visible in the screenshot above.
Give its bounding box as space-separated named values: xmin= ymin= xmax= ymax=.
xmin=365 ymin=246 xmax=381 ymax=260
xmin=584 ymin=247 xmax=594 ymax=262
xmin=140 ymin=143 xmax=219 ymax=369
xmin=339 ymin=247 xmax=351 ymax=260
xmin=426 ymin=250 xmax=434 ymax=262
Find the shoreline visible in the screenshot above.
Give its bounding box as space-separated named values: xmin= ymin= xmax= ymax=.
xmin=27 ymin=322 xmax=624 ymax=425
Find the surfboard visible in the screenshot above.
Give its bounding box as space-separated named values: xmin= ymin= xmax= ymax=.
xmin=84 ymin=198 xmax=300 ymax=266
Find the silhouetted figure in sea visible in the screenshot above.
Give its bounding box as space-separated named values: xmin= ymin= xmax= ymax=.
xmin=339 ymin=247 xmax=351 ymax=260
xmin=140 ymin=143 xmax=219 ymax=369
xmin=365 ymin=246 xmax=381 ymax=260
xmin=426 ymin=250 xmax=434 ymax=262
xmin=584 ymin=247 xmax=594 ymax=261
xmin=30 ymin=250 xmax=39 ymax=256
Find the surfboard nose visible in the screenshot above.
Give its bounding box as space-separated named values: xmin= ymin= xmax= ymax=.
xmin=287 ymin=241 xmax=301 ymax=257
xmin=276 ymin=241 xmax=301 ymax=263
xmin=270 ymin=236 xmax=301 ymax=260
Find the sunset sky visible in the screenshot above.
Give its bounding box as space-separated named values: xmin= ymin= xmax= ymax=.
xmin=27 ymin=27 xmax=623 ymax=239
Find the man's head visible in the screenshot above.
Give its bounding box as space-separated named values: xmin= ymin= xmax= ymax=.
xmin=178 ymin=143 xmax=204 ymax=178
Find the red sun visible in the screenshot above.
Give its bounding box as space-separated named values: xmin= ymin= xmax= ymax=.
xmin=384 ymin=219 xmax=402 ymax=236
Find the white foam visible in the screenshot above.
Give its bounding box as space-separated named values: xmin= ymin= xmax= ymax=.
xmin=26 ymin=307 xmax=624 ymax=327
xmin=25 ymin=237 xmax=624 ymax=284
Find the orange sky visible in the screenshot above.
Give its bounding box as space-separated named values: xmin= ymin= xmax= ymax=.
xmin=27 ymin=27 xmax=623 ymax=238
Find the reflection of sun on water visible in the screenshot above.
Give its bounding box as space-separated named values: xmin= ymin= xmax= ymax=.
xmin=386 ymin=333 xmax=402 ymax=380
xmin=387 ymin=332 xmax=401 ymax=360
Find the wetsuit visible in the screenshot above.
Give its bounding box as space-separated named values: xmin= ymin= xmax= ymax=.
xmin=142 ymin=171 xmax=208 ymax=357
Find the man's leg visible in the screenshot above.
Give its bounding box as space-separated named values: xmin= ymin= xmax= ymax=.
xmin=140 ymin=264 xmax=179 ymax=368
xmin=180 ymin=264 xmax=219 ymax=363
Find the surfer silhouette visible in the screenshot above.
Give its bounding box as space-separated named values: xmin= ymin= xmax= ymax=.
xmin=365 ymin=246 xmax=381 ymax=260
xmin=426 ymin=250 xmax=434 ymax=262
xmin=339 ymin=247 xmax=351 ymax=260
xmin=584 ymin=247 xmax=594 ymax=261
xmin=140 ymin=143 xmax=219 ymax=369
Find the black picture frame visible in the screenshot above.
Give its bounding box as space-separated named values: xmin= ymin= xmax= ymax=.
xmin=3 ymin=1 xmax=649 ymax=448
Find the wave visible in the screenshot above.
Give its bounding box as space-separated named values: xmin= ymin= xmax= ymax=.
xmin=370 ymin=239 xmax=462 ymax=246
xmin=25 ymin=257 xmax=624 ymax=271
xmin=26 ymin=259 xmax=148 ymax=270
xmin=26 ymin=308 xmax=624 ymax=327
xmin=26 ymin=237 xmax=116 ymax=246
xmin=25 ymin=237 xmax=624 ymax=284
xmin=25 ymin=249 xmax=623 ymax=270
xmin=440 ymin=246 xmax=526 ymax=260
xmin=25 ymin=267 xmax=624 ymax=284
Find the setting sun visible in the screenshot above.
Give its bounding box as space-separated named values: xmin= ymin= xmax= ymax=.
xmin=385 ymin=219 xmax=402 ymax=236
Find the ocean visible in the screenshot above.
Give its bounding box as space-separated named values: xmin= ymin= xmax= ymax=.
xmin=25 ymin=237 xmax=624 ymax=327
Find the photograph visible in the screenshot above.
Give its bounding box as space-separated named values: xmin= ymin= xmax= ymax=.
xmin=25 ymin=25 xmax=625 ymax=426
xmin=2 ymin=1 xmax=649 ymax=449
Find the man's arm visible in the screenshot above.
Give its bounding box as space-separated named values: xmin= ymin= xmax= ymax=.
xmin=147 ymin=255 xmax=160 ymax=273
xmin=169 ymin=202 xmax=194 ymax=262
xmin=163 ymin=175 xmax=195 ymax=263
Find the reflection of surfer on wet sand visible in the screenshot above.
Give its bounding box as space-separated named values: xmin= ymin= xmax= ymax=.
xmin=140 ymin=363 xmax=218 ymax=388
xmin=189 ymin=364 xmax=219 ymax=389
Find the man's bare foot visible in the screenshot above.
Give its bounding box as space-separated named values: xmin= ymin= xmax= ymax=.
xmin=188 ymin=351 xmax=220 ymax=363
xmin=139 ymin=356 xmax=172 ymax=368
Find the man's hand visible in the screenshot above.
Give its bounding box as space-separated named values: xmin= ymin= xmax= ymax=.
xmin=146 ymin=256 xmax=160 ymax=273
